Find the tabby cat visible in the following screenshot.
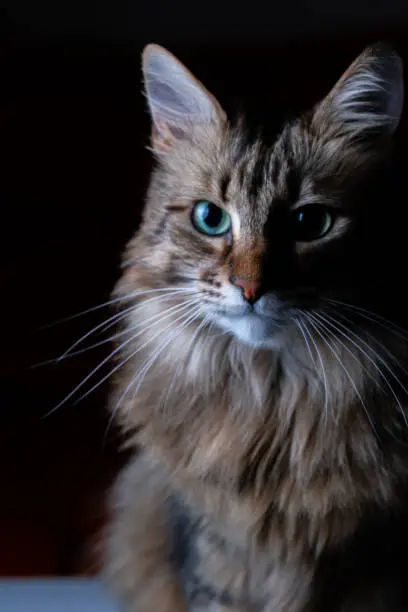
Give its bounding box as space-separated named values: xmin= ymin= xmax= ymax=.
xmin=104 ymin=43 xmax=408 ymax=611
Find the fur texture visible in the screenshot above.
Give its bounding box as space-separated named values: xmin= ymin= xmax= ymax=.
xmin=104 ymin=43 xmax=408 ymax=611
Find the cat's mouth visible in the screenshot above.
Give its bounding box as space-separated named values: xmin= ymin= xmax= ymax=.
xmin=210 ymin=293 xmax=295 ymax=320
xmin=202 ymin=291 xmax=313 ymax=347
xmin=215 ymin=311 xmax=287 ymax=347
xmin=207 ymin=299 xmax=292 ymax=347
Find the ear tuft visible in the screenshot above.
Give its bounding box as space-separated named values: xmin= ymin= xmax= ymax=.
xmin=314 ymin=43 xmax=404 ymax=140
xmin=142 ymin=44 xmax=226 ymax=151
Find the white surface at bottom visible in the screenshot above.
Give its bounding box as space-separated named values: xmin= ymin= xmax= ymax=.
xmin=0 ymin=579 xmax=121 ymax=611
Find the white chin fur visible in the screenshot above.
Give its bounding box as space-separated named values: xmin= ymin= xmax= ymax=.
xmin=217 ymin=314 xmax=282 ymax=348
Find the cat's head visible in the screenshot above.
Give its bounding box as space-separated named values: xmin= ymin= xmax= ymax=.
xmin=131 ymin=43 xmax=403 ymax=349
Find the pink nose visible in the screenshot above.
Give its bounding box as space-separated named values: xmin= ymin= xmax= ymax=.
xmin=231 ymin=277 xmax=260 ymax=303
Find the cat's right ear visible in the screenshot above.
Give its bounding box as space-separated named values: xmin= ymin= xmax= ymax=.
xmin=142 ymin=44 xmax=226 ymax=152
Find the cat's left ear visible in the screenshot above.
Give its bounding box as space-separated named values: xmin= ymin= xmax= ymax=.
xmin=142 ymin=44 xmax=226 ymax=152
xmin=313 ymin=44 xmax=404 ymax=142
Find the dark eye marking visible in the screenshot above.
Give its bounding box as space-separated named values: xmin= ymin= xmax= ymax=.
xmin=220 ymin=172 xmax=231 ymax=201
xmin=249 ymin=151 xmax=269 ymax=198
xmin=165 ymin=204 xmax=188 ymax=213
xmin=285 ymin=164 xmax=301 ymax=203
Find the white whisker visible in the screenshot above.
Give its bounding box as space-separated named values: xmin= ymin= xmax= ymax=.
xmin=326 ymin=298 xmax=408 ymax=340
xmin=129 ymin=308 xmax=203 ymax=404
xmin=297 ymin=317 xmax=330 ymax=424
xmin=31 ymin=323 xmax=150 ymax=368
xmin=160 ymin=314 xmax=209 ymax=412
xmin=70 ymin=300 xmax=200 ymax=409
xmin=315 ymin=311 xmax=408 ymax=428
xmin=305 ymin=313 xmax=380 ymax=441
xmin=43 ymin=298 xmax=198 ymax=417
xmin=310 ymin=313 xmax=379 ymax=388
xmin=323 ymin=312 xmax=408 ymax=404
xmin=31 ymin=329 xmax=127 ymax=368
xmin=56 ymin=289 xmax=195 ymax=361
xmin=327 ymin=307 xmax=408 ymax=371
xmin=39 ymin=286 xmax=195 ymax=330
xmin=105 ymin=306 xmax=202 ymax=433
xmin=293 ymin=317 xmax=317 ymax=368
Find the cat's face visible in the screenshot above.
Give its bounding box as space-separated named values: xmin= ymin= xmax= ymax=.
xmin=131 ymin=44 xmax=403 ymax=349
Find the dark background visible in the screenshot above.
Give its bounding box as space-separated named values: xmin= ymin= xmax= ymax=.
xmin=1 ymin=0 xmax=408 ymax=577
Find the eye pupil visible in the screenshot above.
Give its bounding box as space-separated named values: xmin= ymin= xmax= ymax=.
xmin=192 ymin=201 xmax=231 ymax=236
xmin=202 ymin=203 xmax=221 ymax=228
xmin=292 ymin=205 xmax=333 ymax=242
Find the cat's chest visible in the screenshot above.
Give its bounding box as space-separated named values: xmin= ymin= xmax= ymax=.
xmin=129 ymin=348 xmax=396 ymax=531
xmin=169 ymin=491 xmax=315 ymax=612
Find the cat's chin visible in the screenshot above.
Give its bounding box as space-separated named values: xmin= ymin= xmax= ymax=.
xmin=216 ymin=313 xmax=284 ymax=348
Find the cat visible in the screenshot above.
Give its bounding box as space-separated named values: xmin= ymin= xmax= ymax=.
xmin=104 ymin=42 xmax=408 ymax=611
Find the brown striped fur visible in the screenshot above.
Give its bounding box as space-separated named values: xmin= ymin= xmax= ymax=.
xmin=104 ymin=43 xmax=408 ymax=611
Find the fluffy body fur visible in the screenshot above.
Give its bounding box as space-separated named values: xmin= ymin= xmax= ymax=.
xmin=104 ymin=44 xmax=408 ymax=610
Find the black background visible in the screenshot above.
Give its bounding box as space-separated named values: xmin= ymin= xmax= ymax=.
xmin=1 ymin=0 xmax=408 ymax=576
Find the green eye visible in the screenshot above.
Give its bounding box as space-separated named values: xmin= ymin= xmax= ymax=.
xmin=191 ymin=201 xmax=232 ymax=236
xmin=292 ymin=205 xmax=333 ymax=242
